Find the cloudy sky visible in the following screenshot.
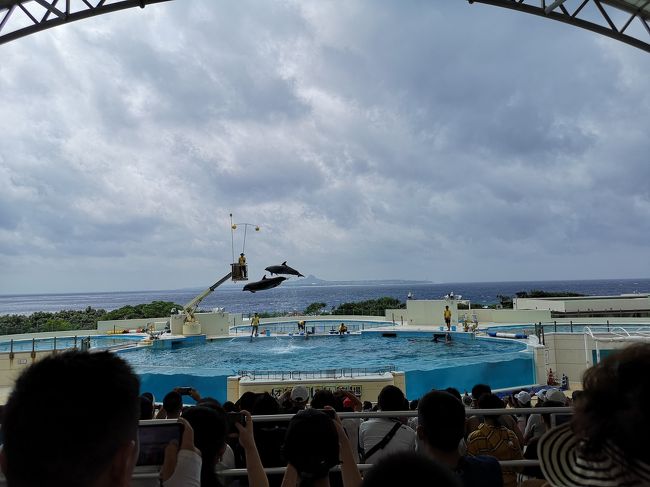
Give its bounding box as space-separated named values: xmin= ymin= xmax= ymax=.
xmin=1 ymin=0 xmax=649 ymax=294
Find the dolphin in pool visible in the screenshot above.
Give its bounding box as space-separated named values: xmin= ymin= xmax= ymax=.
xmin=243 ymin=275 xmax=287 ymax=293
xmin=264 ymin=261 xmax=305 ymax=277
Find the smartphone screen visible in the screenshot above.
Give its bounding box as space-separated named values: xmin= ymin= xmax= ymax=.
xmin=226 ymin=412 xmax=246 ymax=435
xmin=137 ymin=420 xmax=184 ymax=466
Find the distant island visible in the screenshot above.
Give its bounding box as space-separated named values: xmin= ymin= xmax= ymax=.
xmin=280 ymin=275 xmax=434 ymax=287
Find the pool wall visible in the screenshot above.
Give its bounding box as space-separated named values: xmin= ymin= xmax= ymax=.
xmin=133 ymin=331 xmax=535 ymax=403
xmin=405 ymin=355 xmax=535 ymax=399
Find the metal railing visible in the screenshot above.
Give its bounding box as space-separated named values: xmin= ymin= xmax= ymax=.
xmin=484 ymin=321 xmax=650 ymax=345
xmin=132 ymin=407 xmax=573 ymax=479
xmin=237 ymin=366 xmax=397 ymax=381
xmin=230 ymin=320 xmax=397 ymax=336
xmin=0 ymin=335 xmax=139 ymax=356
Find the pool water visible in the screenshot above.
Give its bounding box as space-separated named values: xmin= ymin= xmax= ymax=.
xmin=124 ymin=334 xmax=528 ymax=375
xmin=122 ymin=333 xmax=534 ymax=402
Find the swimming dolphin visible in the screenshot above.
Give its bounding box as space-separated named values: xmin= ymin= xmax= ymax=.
xmin=242 ymin=275 xmax=287 ymax=293
xmin=264 ymin=261 xmax=305 ymax=277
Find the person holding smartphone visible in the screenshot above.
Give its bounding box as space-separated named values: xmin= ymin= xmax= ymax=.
xmin=159 ymin=417 xmax=202 ymax=487
xmin=181 ymin=407 xmax=269 ymax=487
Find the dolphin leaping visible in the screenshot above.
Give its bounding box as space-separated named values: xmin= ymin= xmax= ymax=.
xmin=264 ymin=261 xmax=305 ymax=277
xmin=242 ymin=275 xmax=287 ymax=293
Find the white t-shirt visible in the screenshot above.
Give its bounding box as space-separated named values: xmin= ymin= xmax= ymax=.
xmin=342 ymin=417 xmax=362 ymax=463
xmin=162 ymin=449 xmax=201 ymax=487
xmin=524 ymin=413 xmax=546 ymax=442
xmin=358 ymin=418 xmax=417 ymax=464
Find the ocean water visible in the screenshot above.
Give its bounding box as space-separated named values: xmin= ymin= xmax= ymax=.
xmin=0 ymin=278 xmax=648 ymax=316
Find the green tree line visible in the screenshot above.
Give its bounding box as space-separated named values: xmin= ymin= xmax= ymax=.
xmin=0 ymin=301 xmax=182 ymax=336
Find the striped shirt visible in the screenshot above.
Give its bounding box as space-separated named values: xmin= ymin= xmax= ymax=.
xmin=467 ymin=423 xmax=523 ymax=487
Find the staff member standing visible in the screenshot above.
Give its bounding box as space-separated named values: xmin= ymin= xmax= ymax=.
xmin=444 ymin=305 xmax=452 ymax=331
xmin=238 ymin=253 xmax=247 ymax=278
xmin=251 ymin=312 xmax=260 ymax=337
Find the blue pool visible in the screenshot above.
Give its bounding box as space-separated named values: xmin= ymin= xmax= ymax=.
xmin=122 ymin=332 xmax=535 ymax=402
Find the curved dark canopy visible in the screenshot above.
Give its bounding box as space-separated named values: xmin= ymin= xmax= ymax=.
xmin=469 ymin=0 xmax=650 ymax=54
xmin=0 ymin=0 xmax=172 ymax=45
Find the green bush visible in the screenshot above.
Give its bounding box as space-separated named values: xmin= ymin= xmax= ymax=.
xmin=304 ymin=302 xmax=327 ymax=315
xmin=0 ymin=301 xmax=182 ymax=336
xmin=332 ymin=297 xmax=404 ymax=316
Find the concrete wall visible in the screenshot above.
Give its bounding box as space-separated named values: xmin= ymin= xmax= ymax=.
xmin=406 ymin=300 xmax=456 ymax=326
xmin=99 ymin=312 xmax=235 ymax=337
xmin=399 ymin=302 xmax=551 ymax=326
xmin=539 ymin=332 xmax=636 ymax=388
xmin=0 ymin=350 xmax=54 ymax=388
xmin=197 ymin=312 xmax=230 ymax=337
xmin=98 ymin=318 xmax=169 ymax=333
xmin=227 ymin=372 xmax=406 ymax=403
xmin=564 ymin=297 xmax=650 ymax=313
xmin=465 ymin=308 xmax=552 ymax=324
xmin=515 ymin=296 xmax=650 ymax=313
xmin=515 ymin=298 xmax=566 ymax=312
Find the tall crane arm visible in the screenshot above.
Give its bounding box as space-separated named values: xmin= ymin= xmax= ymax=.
xmin=182 ymin=272 xmax=232 ymax=323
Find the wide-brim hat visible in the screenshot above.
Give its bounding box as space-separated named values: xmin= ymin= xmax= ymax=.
xmin=538 ymin=423 xmax=650 ymax=486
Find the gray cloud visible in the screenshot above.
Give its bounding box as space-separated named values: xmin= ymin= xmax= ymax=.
xmin=0 ymin=0 xmax=649 ymax=293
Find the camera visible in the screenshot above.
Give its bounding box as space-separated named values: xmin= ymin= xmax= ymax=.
xmin=176 ymin=387 xmax=193 ymax=395
xmin=136 ymin=420 xmax=184 ymax=466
